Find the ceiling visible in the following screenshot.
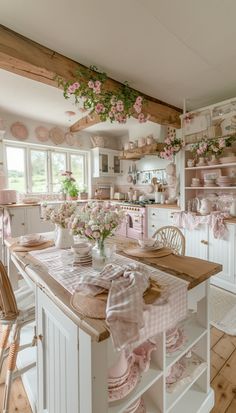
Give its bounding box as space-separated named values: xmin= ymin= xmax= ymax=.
xmin=1 ymin=0 xmax=236 ymax=127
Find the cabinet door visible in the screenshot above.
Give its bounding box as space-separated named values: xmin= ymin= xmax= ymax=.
xmin=110 ymin=153 xmax=121 ymax=174
xmin=9 ymin=207 xmax=27 ymax=236
xmin=26 ymin=206 xmax=55 ymax=234
xmin=148 ymin=209 xmax=169 ymax=238
xmin=184 ymin=225 xmax=208 ymax=259
xmin=99 ymin=152 xmax=109 ymax=174
xmin=37 ymin=288 xmax=79 ymax=413
xmin=209 ymin=224 xmax=236 ymax=291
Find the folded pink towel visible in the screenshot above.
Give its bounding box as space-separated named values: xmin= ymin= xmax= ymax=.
xmin=76 ymin=263 xmax=149 ymax=350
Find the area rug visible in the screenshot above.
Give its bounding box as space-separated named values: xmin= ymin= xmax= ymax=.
xmin=210 ymin=285 xmax=236 ymax=335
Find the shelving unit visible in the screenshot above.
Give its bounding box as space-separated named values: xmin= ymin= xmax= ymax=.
xmin=106 ymin=281 xmax=212 ymax=413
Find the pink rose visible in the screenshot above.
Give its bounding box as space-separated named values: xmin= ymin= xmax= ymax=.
xmin=133 ymin=103 xmax=142 ymax=114
xmin=88 ymin=80 xmax=94 ymax=88
xmin=136 ymin=96 xmax=143 ymax=104
xmin=165 ymin=138 xmax=171 ymax=145
xmin=138 ymin=113 xmax=145 ymax=123
xmin=95 ymin=103 xmax=105 ymax=114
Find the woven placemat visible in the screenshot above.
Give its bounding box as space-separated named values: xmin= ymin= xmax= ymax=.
xmin=124 ymin=247 xmax=172 ymax=258
xmin=11 ymin=240 xmax=54 ymax=252
xmin=70 ymin=279 xmax=162 ymax=320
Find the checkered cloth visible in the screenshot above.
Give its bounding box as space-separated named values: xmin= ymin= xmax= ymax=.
xmin=30 ymin=247 xmax=188 ymax=350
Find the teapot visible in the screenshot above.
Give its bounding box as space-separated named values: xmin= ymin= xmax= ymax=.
xmin=196 ymin=198 xmax=212 ymax=215
xmin=230 ymin=199 xmax=236 ymax=217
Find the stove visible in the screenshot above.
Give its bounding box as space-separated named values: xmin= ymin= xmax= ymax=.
xmin=115 ymin=202 xmax=148 ymax=239
xmin=118 ymin=200 xmax=156 ymax=207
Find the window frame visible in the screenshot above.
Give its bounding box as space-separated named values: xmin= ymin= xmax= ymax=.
xmin=3 ymin=140 xmax=89 ymax=194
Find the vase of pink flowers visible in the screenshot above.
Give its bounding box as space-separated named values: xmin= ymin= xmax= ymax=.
xmin=69 ymin=202 xmax=124 ymax=270
xmin=41 ymin=202 xmax=76 ymax=249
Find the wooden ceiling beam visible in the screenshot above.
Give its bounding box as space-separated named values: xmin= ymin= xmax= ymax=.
xmin=0 ymin=24 xmax=182 ymax=130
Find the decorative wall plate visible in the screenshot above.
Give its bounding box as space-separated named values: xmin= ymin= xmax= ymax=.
xmin=35 ymin=126 xmax=49 ymax=142
xmin=10 ymin=122 xmax=29 ymax=140
xmin=65 ymin=132 xmax=76 ymax=146
xmin=49 ymin=127 xmax=65 ymax=145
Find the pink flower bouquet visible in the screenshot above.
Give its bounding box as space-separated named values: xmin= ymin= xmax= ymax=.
xmin=69 ymin=202 xmax=124 ymax=242
xmin=41 ymin=202 xmax=76 ymax=228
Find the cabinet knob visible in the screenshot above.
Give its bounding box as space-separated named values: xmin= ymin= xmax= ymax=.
xmin=21 ymin=223 xmax=25 ymax=226
xmin=152 ymin=224 xmax=156 ymax=228
xmin=152 ymin=213 xmax=156 ymax=216
xmin=200 ymin=240 xmax=208 ymax=245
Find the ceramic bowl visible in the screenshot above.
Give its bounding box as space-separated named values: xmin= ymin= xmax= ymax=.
xmin=138 ymin=239 xmax=156 ymax=249
xmin=20 ymin=233 xmax=41 ymax=244
xmin=72 ymin=242 xmax=91 ymax=256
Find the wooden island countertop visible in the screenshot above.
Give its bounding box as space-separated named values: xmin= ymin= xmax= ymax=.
xmin=6 ymin=235 xmax=222 ymax=342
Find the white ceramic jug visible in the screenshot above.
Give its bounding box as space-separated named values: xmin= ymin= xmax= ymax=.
xmin=230 ymin=199 xmax=236 ymax=217
xmin=197 ymin=198 xmax=212 ymax=215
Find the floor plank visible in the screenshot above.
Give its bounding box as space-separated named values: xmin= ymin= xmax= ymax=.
xmin=226 ymin=397 xmax=236 ymax=412
xmin=211 ymin=374 xmax=236 ymax=413
xmin=212 ymin=335 xmax=236 ymax=360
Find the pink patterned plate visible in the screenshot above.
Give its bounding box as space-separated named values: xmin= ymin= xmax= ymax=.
xmin=108 ymin=364 xmax=140 ymax=402
xmin=166 ymin=328 xmax=186 ymax=355
xmin=125 ymin=397 xmax=146 ymax=413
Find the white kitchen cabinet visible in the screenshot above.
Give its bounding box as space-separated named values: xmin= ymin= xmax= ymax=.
xmin=210 ymin=224 xmax=236 ymax=293
xmin=92 ymin=147 xmax=123 ymax=177
xmin=37 ymin=287 xmax=79 ymax=413
xmin=177 ymin=222 xmax=236 ymax=293
xmin=184 ymin=225 xmax=209 ymax=260
xmin=147 ymin=208 xmax=177 ymax=238
xmin=26 ymin=206 xmax=54 ymax=233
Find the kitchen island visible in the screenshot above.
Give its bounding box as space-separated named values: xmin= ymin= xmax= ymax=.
xmin=5 ymin=235 xmax=222 ymax=413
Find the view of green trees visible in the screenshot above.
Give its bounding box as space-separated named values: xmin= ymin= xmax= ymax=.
xmin=6 ymin=146 xmax=85 ymax=193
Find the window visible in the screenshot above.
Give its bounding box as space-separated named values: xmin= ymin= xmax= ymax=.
xmin=4 ymin=142 xmax=88 ymax=194
xmin=51 ymin=152 xmax=66 ymax=192
xmin=6 ymin=146 xmax=26 ymax=192
xmin=30 ymin=149 xmax=48 ymax=193
xmin=70 ymin=154 xmax=85 ymax=188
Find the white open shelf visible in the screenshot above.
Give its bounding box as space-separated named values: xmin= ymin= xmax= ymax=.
xmin=185 ymin=162 xmax=236 ymax=170
xmin=185 ymin=186 xmax=236 ymax=190
xmin=143 ymin=394 xmax=162 ymax=413
xmin=108 ymin=363 xmax=163 ymax=413
xmin=167 ymin=385 xmax=214 ymax=413
xmin=166 ymin=314 xmax=207 ymax=369
xmin=166 ymin=357 xmax=207 ymax=412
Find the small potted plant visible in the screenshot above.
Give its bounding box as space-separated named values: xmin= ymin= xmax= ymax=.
xmin=67 ymin=182 xmax=79 ymax=200
xmin=79 ymin=184 xmax=88 ymax=200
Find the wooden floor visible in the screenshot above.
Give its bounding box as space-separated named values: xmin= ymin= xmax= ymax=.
xmin=0 ymin=328 xmax=236 ymax=412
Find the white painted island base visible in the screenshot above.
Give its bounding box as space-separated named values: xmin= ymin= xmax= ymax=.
xmin=10 ymin=251 xmax=214 ymax=413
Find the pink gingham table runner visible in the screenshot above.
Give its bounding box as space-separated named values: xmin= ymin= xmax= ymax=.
xmin=30 ymin=246 xmax=188 ymax=348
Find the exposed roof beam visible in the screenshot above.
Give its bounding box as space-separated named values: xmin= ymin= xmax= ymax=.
xmin=0 ymin=24 xmax=182 ymax=130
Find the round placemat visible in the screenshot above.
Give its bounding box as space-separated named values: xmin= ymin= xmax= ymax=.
xmin=71 ymin=293 xmax=106 ymax=319
xmin=124 ymin=247 xmax=172 ymax=258
xmin=49 ymin=127 xmax=65 ymax=145
xmin=65 ymin=131 xmax=76 ymax=146
xmin=35 ymin=126 xmax=49 ymax=142
xmin=10 ymin=122 xmax=29 ymax=140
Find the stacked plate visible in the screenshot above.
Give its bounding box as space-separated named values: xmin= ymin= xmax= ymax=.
xmin=217 ymin=176 xmax=233 ymax=187
xmin=124 ymin=397 xmax=146 ymax=413
xmin=72 ymin=242 xmax=92 ymax=266
xmin=73 ymin=252 xmax=92 ymax=266
xmin=108 ymin=357 xmax=140 ymax=402
xmin=19 ymin=234 xmax=46 ymax=247
xmin=166 ymin=326 xmax=186 ymax=355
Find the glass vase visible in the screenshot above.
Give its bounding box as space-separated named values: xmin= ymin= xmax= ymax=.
xmin=92 ymin=239 xmax=110 ymax=271
xmin=55 ymin=225 xmax=74 ymax=249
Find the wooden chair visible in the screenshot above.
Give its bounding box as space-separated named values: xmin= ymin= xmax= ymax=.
xmin=0 ymin=261 xmax=36 ymax=413
xmin=152 ymin=225 xmax=185 ymax=256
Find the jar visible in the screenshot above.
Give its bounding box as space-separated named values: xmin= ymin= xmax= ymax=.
xmin=92 ymin=240 xmax=112 ymax=271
